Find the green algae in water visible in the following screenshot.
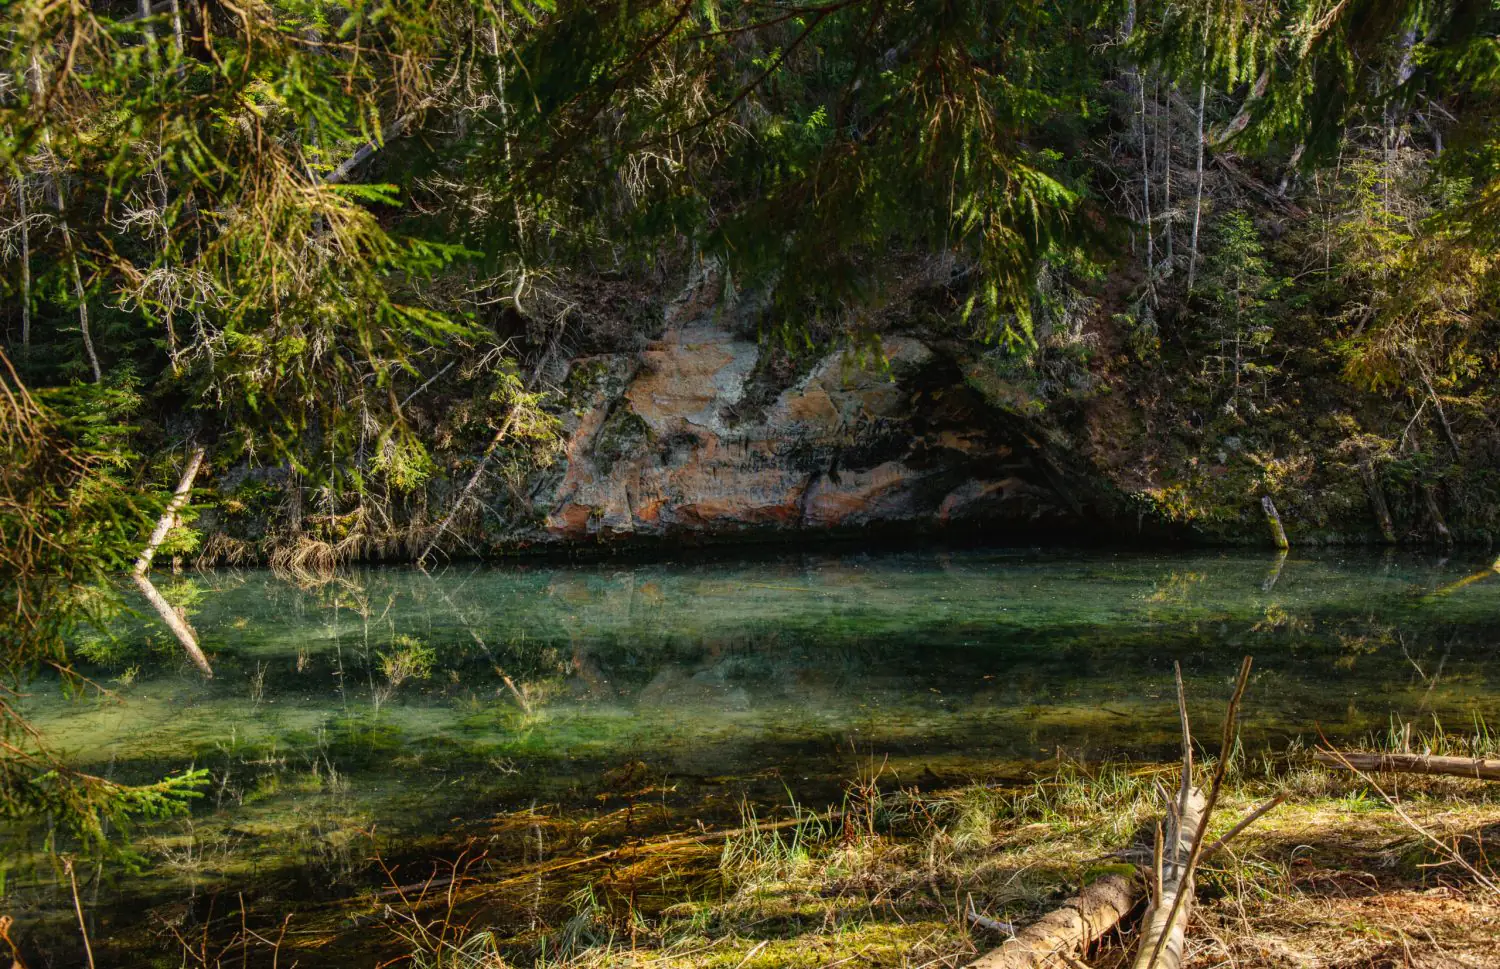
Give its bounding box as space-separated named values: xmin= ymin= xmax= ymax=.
xmin=12 ymin=546 xmax=1500 ymax=965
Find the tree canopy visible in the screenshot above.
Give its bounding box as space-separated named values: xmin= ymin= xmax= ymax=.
xmin=2 ymin=0 xmax=1499 ymax=857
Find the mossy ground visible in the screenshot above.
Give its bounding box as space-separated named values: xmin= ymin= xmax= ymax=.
xmin=364 ymin=737 xmax=1500 ymax=969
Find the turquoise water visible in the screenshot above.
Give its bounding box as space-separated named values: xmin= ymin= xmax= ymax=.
xmin=12 ymin=546 xmax=1500 ymax=964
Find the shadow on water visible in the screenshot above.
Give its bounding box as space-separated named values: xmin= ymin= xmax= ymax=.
xmin=10 ymin=546 xmax=1500 ymax=965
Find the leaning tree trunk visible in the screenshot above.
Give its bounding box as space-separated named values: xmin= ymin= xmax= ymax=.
xmin=134 ymin=446 xmax=213 ymax=676
xmin=1260 ymin=495 xmax=1289 ymax=550
xmin=1422 ymin=485 xmax=1453 ymax=545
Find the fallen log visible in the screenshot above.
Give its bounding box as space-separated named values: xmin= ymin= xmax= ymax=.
xmin=967 ymin=872 xmax=1138 ymax=969
xmin=1313 ymin=750 xmax=1500 ymax=782
xmin=1130 ymin=788 xmax=1206 ymax=969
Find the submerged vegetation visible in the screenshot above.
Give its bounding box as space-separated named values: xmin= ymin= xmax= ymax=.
xmin=67 ymin=724 xmax=1500 ymax=967
xmin=0 ymin=551 xmax=1496 ymax=964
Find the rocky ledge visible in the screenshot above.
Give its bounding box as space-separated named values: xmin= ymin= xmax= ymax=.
xmin=512 ymin=319 xmax=1101 ymax=550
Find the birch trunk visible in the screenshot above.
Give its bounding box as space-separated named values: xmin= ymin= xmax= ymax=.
xmin=134 ymin=446 xmax=205 ymax=576
xmin=134 ymin=447 xmax=212 ymax=676
xmin=1186 ymin=76 xmax=1206 ymax=295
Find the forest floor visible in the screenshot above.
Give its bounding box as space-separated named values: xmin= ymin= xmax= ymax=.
xmin=381 ymin=741 xmax=1500 ymax=969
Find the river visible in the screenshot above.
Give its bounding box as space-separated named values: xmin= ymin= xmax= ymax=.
xmin=13 ymin=546 xmax=1500 ymax=965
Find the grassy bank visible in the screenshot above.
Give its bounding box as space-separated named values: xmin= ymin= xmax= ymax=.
xmin=358 ymin=724 xmax=1500 ymax=969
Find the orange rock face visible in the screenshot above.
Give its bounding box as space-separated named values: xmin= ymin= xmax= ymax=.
xmin=531 ymin=317 xmax=1072 ymax=545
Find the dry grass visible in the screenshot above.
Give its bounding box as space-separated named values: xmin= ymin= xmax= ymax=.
xmin=356 ymin=734 xmax=1498 ymax=969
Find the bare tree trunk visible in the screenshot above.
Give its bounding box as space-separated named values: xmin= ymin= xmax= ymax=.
xmin=16 ymin=173 xmax=30 ymax=352
xmin=63 ymin=235 xmax=99 ymax=382
xmin=1422 ymin=485 xmax=1452 ymax=546
xmin=134 ymin=446 xmax=205 ymax=576
xmin=1277 ymin=143 xmax=1304 ymax=196
xmin=1139 ymin=75 xmax=1154 ymax=282
xmin=138 ymin=0 xmax=156 ymax=50
xmin=1358 ymin=451 xmax=1397 ymax=544
xmin=1186 ymin=76 xmax=1206 ymax=294
xmin=134 ymin=446 xmax=212 ymax=676
xmin=1383 ymin=28 xmax=1417 ymax=212
xmin=1210 ymin=68 xmax=1269 ymax=145
xmin=323 ymin=114 xmax=414 ymax=185
xmin=1415 ymin=365 xmax=1461 ymax=458
xmin=1260 ymin=495 xmax=1289 ymax=550
xmin=168 ymin=0 xmax=186 ymax=74
xmin=1161 ymin=80 xmax=1173 ymax=269
xmin=29 ymin=56 xmax=99 ymax=382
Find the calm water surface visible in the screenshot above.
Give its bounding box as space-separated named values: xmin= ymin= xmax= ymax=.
xmin=14 ymin=546 xmax=1500 ymax=965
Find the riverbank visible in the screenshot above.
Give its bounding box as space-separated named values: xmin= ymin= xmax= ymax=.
xmin=379 ymin=736 xmax=1500 ymax=969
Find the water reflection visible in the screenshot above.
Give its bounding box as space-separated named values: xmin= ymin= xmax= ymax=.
xmin=16 ymin=547 xmax=1500 ymax=963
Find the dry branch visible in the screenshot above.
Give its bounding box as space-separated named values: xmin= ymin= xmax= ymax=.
xmin=1312 ymin=750 xmax=1500 ymax=782
xmin=1202 ymin=793 xmax=1285 ymax=858
xmin=1135 ymin=657 xmax=1254 ymax=969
